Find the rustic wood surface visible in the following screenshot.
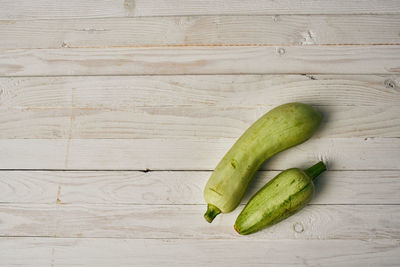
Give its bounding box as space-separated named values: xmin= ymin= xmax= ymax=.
xmin=2 ymin=46 xmax=400 ymax=76
xmin=1 ymin=171 xmax=399 ymax=204
xmin=1 ymin=0 xmax=399 ymax=266
xmin=1 ymin=0 xmax=400 ymax=19
xmin=2 ymin=15 xmax=400 ymax=49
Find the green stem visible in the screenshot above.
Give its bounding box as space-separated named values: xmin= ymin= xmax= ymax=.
xmin=204 ymin=204 xmax=221 ymax=223
xmin=304 ymin=161 xmax=327 ymax=181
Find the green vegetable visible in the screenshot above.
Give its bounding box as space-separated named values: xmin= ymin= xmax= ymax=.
xmin=204 ymin=103 xmax=322 ymax=223
xmin=234 ymin=161 xmax=326 ymax=235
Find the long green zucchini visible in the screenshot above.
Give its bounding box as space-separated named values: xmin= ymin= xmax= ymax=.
xmin=234 ymin=161 xmax=326 ymax=235
xmin=204 ymin=103 xmax=322 ymax=223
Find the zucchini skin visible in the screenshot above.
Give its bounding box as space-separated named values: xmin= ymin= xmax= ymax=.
xmin=204 ymin=103 xmax=322 ymax=223
xmin=234 ymin=162 xmax=326 ymax=235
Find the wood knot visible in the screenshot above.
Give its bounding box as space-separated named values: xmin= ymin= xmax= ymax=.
xmin=124 ymin=0 xmax=135 ymax=16
xmin=273 ymin=15 xmax=280 ymax=22
xmin=277 ymin=48 xmax=286 ymax=55
xmin=384 ymin=79 xmax=398 ymax=90
xmin=293 ymin=222 xmax=304 ymax=233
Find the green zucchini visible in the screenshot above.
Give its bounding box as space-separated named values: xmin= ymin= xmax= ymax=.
xmin=234 ymin=161 xmax=326 ymax=235
xmin=204 ymin=103 xmax=322 ymax=223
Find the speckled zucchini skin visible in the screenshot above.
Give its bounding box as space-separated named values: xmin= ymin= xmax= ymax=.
xmin=203 ymin=103 xmax=322 ymax=222
xmin=234 ymin=168 xmax=313 ymax=235
xmin=234 ymin=162 xmax=326 ymax=235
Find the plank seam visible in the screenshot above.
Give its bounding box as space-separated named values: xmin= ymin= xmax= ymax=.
xmin=0 ymin=203 xmax=399 ymax=206
xmin=2 ymin=73 xmax=399 ymax=78
xmin=2 ymin=13 xmax=400 ymax=21
xmin=0 ymin=236 xmax=398 ymax=241
xmin=0 ymin=169 xmax=399 ymax=172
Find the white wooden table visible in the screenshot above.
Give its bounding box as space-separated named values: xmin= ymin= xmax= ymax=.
xmin=1 ymin=1 xmax=400 ymax=266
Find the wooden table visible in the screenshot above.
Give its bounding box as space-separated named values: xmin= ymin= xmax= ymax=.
xmin=1 ymin=1 xmax=400 ymax=266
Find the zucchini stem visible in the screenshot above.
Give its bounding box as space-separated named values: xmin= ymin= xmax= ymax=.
xmin=204 ymin=204 xmax=221 ymax=223
xmin=305 ymin=161 xmax=327 ymax=181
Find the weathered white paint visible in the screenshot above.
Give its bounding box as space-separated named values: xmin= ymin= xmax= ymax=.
xmin=1 ymin=1 xmax=399 ymax=265
xmin=0 ymin=238 xmax=398 ymax=266
xmin=0 ymin=204 xmax=398 ymax=240
xmin=1 ymin=46 xmax=400 ymax=76
xmin=1 ymin=105 xmax=399 ymax=138
xmin=1 ymin=75 xmax=399 ymax=139
xmin=1 ymin=15 xmax=399 ymax=48
xmin=0 ymin=138 xmax=399 ymax=170
xmin=1 ymin=0 xmax=399 ymax=19
xmin=2 ymin=75 xmax=399 ymax=108
xmin=1 ymin=171 xmax=399 ymax=205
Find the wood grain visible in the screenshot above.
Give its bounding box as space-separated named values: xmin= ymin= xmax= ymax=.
xmin=0 ymin=204 xmax=399 ymax=239
xmin=1 ymin=105 xmax=399 ymax=139
xmin=1 ymin=0 xmax=400 ymax=19
xmin=1 ymin=0 xmax=399 ymax=265
xmin=1 ymin=75 xmax=399 ymax=138
xmin=1 ymin=238 xmax=398 ymax=266
xmin=132 ymin=0 xmax=400 ymax=16
xmin=1 ymin=46 xmax=400 ymax=76
xmin=2 ymin=75 xmax=399 ymax=108
xmin=0 ymin=138 xmax=399 ymax=170
xmin=1 ymin=171 xmax=399 ymax=205
xmin=1 ymin=15 xmax=400 ymax=49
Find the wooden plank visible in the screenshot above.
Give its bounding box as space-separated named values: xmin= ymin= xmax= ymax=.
xmin=1 ymin=238 xmax=399 ymax=267
xmin=1 ymin=0 xmax=400 ymax=19
xmin=0 ymin=204 xmax=398 ymax=239
xmin=1 ymin=46 xmax=400 ymax=76
xmin=0 ymin=138 xmax=399 ymax=170
xmin=1 ymin=171 xmax=399 ymax=205
xmin=2 ymin=75 xmax=399 ymax=108
xmin=1 ymin=15 xmax=400 ymax=49
xmin=58 ymin=105 xmax=400 ymax=139
xmin=133 ymin=0 xmax=400 ymax=16
xmin=1 ymin=75 xmax=399 ymax=139
xmin=0 ymin=171 xmax=60 ymax=204
xmin=0 ymin=108 xmax=71 ymax=139
xmin=0 ymin=0 xmax=129 ymax=20
xmin=1 ymin=105 xmax=399 ymax=139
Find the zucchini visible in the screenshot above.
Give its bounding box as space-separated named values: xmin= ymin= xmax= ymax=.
xmin=234 ymin=161 xmax=326 ymax=235
xmin=204 ymin=103 xmax=322 ymax=223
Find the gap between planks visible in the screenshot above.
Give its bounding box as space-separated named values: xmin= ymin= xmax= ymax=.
xmin=0 ymin=202 xmax=396 ymax=208
xmin=1 ymin=73 xmax=400 ymax=77
xmin=0 ymin=169 xmax=397 ymax=171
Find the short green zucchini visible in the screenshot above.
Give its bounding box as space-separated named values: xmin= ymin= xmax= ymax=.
xmin=204 ymin=103 xmax=322 ymax=223
xmin=234 ymin=161 xmax=326 ymax=235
